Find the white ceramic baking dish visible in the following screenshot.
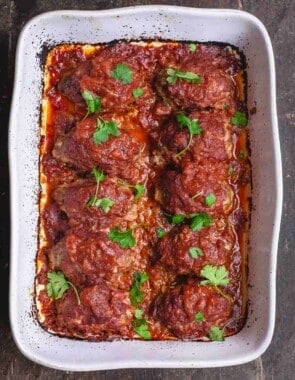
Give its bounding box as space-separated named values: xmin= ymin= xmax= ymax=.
xmin=9 ymin=5 xmax=282 ymax=370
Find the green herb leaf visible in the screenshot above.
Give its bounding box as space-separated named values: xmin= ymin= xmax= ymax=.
xmin=87 ymin=196 xmax=114 ymax=213
xmin=156 ymin=227 xmax=165 ymax=239
xmin=111 ymin=63 xmax=133 ymax=84
xmin=166 ymin=68 xmax=202 ymax=84
xmin=134 ymin=184 xmax=145 ymax=199
xmin=175 ymin=113 xmax=203 ymax=157
xmin=171 ymin=214 xmax=185 ymax=224
xmin=134 ymin=308 xmax=144 ymax=319
xmin=91 ymin=168 xmax=105 ymax=183
xmin=46 ymin=271 xmax=80 ymax=305
xmin=82 ymin=90 xmax=101 ymax=114
xmin=118 ymin=180 xmax=145 ymax=200
xmin=189 ymin=43 xmax=197 ymax=52
xmin=194 ymin=311 xmax=204 ymax=323
xmin=231 ymin=111 xmax=247 ymax=127
xmin=132 ymin=88 xmax=144 ymax=98
xmin=129 ymin=272 xmax=149 ymax=307
xmin=238 ymin=150 xmax=246 ymax=159
xmin=200 ymin=265 xmax=229 ymax=287
xmin=189 ymin=247 xmax=204 ymax=259
xmin=209 ymin=326 xmax=225 ymax=341
xmin=108 ymin=227 xmax=135 ymax=249
xmin=93 ymin=118 xmax=120 ymax=145
xmin=190 ymin=213 xmax=213 ymax=231
xmin=205 ymin=193 xmax=216 ymax=207
xmin=133 ymin=318 xmax=151 ymax=340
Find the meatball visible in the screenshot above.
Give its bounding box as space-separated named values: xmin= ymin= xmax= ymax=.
xmin=157 ymin=110 xmax=233 ymax=162
xmin=52 ymin=116 xmax=146 ymax=182
xmin=157 ymin=224 xmax=234 ymax=275
xmin=41 ymin=201 xmax=69 ymax=245
xmin=65 ymin=228 xmax=147 ymax=289
xmin=158 ymin=159 xmax=234 ymax=216
xmin=80 ymin=43 xmax=156 ymax=113
xmin=52 ymin=177 xmax=134 ymax=226
xmin=155 ymin=278 xmax=232 ymax=339
xmin=55 ymin=282 xmax=134 ymax=339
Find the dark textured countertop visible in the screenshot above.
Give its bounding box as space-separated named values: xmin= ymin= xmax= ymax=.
xmin=0 ymin=1 xmax=294 ymax=379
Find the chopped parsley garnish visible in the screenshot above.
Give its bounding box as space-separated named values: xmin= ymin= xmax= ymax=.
xmin=205 ymin=193 xmax=216 ymax=207
xmin=87 ymin=168 xmax=107 ymax=208
xmin=166 ymin=68 xmax=202 ymax=85
xmin=200 ymin=265 xmax=229 ymax=287
xmin=200 ymin=265 xmax=231 ymax=302
xmin=108 ymin=227 xmax=135 ymax=249
xmin=190 ymin=213 xmax=213 ymax=231
xmin=171 ymin=214 xmax=185 ymax=224
xmin=82 ymin=90 xmax=101 ymax=118
xmin=156 ymin=227 xmax=166 ymax=239
xmin=189 ymin=247 xmax=203 ymax=259
xmin=133 ymin=317 xmax=151 ymax=340
xmin=93 ymin=118 xmax=120 ymax=145
xmin=238 ymin=150 xmax=246 ymax=159
xmin=188 ymin=43 xmax=197 ymax=52
xmin=111 ymin=63 xmax=133 ymax=84
xmin=231 ymin=111 xmax=247 ymax=127
xmin=194 ymin=311 xmax=204 ymax=323
xmin=132 ymin=88 xmax=144 ymax=98
xmin=46 ymin=271 xmax=81 ymax=305
xmin=86 ymin=196 xmax=114 ymax=213
xmin=130 ymin=272 xmax=149 ymax=307
xmin=118 ymin=179 xmax=145 ymax=199
xmin=175 ymin=113 xmax=203 ymax=157
xmin=209 ymin=326 xmax=225 ymax=341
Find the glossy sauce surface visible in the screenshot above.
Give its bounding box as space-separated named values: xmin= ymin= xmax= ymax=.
xmin=37 ymin=41 xmax=251 ymax=341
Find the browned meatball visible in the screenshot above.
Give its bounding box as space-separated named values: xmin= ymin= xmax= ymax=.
xmin=158 ymin=159 xmax=234 ymax=216
xmin=155 ymin=278 xmax=232 ymax=339
xmin=52 ymin=177 xmax=134 ymax=225
xmin=55 ymin=282 xmax=134 ymax=339
xmin=52 ymin=116 xmax=145 ymax=182
xmin=158 ymin=110 xmax=233 ymax=162
xmin=157 ymin=224 xmax=234 ymax=275
xmin=80 ymin=43 xmax=156 ymax=113
xmin=41 ymin=202 xmax=69 ymax=245
xmin=65 ymin=228 xmax=146 ymax=289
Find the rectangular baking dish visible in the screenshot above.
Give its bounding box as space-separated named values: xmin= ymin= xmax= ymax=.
xmin=9 ymin=6 xmax=282 ymax=370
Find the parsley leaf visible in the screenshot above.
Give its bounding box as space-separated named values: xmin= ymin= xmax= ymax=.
xmin=166 ymin=68 xmax=202 ymax=85
xmin=200 ymin=265 xmax=229 ymax=287
xmin=111 ymin=63 xmax=133 ymax=84
xmin=205 ymin=193 xmax=216 ymax=207
xmin=231 ymin=111 xmax=247 ymax=127
xmin=238 ymin=150 xmax=246 ymax=159
xmin=118 ymin=180 xmax=145 ymax=200
xmin=133 ymin=317 xmax=151 ymax=340
xmin=190 ymin=213 xmax=213 ymax=231
xmin=87 ymin=168 xmax=106 ymax=208
xmin=46 ymin=271 xmax=81 ymax=305
xmin=134 ymin=308 xmax=144 ymax=319
xmin=194 ymin=311 xmax=204 ymax=323
xmin=156 ymin=227 xmax=165 ymax=239
xmin=93 ymin=118 xmax=120 ymax=145
xmin=129 ymin=272 xmax=149 ymax=307
xmin=189 ymin=43 xmax=197 ymax=52
xmin=108 ymin=227 xmax=135 ymax=249
xmin=209 ymin=326 xmax=225 ymax=341
xmin=82 ymin=90 xmax=101 ymax=115
xmin=171 ymin=214 xmax=185 ymax=224
xmin=175 ymin=113 xmax=203 ymax=157
xmin=87 ymin=196 xmax=114 ymax=213
xmin=132 ymin=88 xmax=144 ymax=98
xmin=189 ymin=247 xmax=203 ymax=259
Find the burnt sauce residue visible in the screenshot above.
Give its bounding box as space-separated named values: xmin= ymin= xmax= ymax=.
xmin=37 ymin=41 xmax=251 ymax=341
